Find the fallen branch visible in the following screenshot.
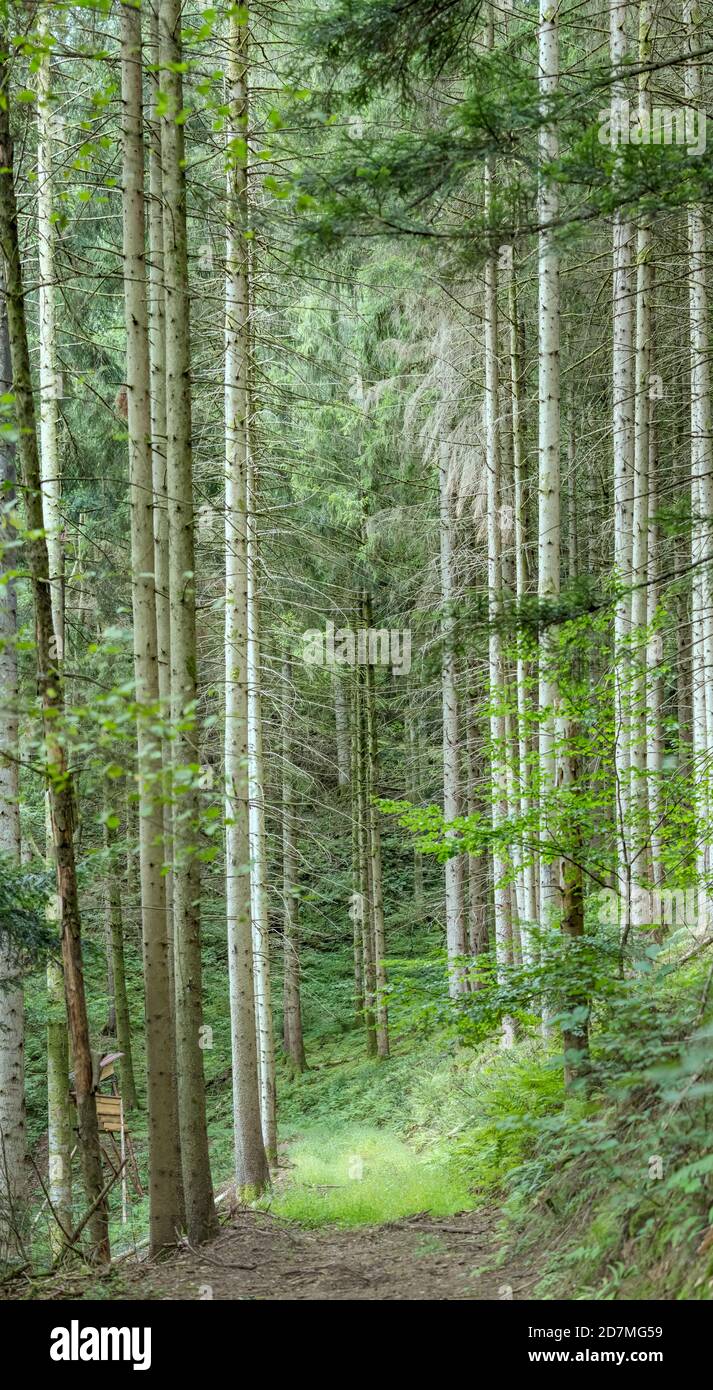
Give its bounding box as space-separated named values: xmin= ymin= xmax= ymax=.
xmin=52 ymin=1161 xmax=126 ymax=1271
xmin=177 ymin=1239 xmax=257 ymax=1272
xmin=29 ymin=1153 xmax=73 ymax=1246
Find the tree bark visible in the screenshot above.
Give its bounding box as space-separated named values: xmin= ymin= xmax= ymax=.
xmin=439 ymin=444 xmax=467 ymax=995
xmin=282 ymin=657 xmax=306 ymax=1072
xmin=364 ymin=599 xmax=389 ymax=1057
xmin=629 ymin=0 xmax=653 ymax=926
xmin=408 ymin=691 xmax=424 ymax=915
xmin=333 ymin=673 xmax=351 ymax=789
xmin=147 ymin=0 xmax=175 ymax=995
xmin=537 ymin=0 xmax=563 ymax=969
xmin=247 ymin=474 xmax=277 ymax=1165
xmin=224 ymin=3 xmax=270 ymax=1196
xmin=159 ymin=0 xmax=217 ymax=1243
xmin=0 ymin=53 xmax=109 ymax=1264
xmin=35 ymin=8 xmax=73 ymax=1252
xmin=0 ymin=261 xmax=25 ymax=1266
xmin=484 ymin=49 xmax=515 ymax=1043
xmin=121 ymin=0 xmax=185 ymax=1250
xmin=509 ymin=268 xmax=537 ymax=965
xmin=685 ymin=0 xmax=713 ymax=930
xmin=356 ymin=647 xmax=377 ymax=1054
xmin=102 ymin=783 xmax=137 ymax=1111
xmin=611 ymin=0 xmax=636 ymax=933
xmin=350 ymin=678 xmax=365 ymax=1018
xmin=559 ymin=724 xmax=589 ymax=1089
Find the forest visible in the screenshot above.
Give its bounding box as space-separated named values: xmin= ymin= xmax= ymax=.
xmin=1 ymin=0 xmax=713 ymax=1316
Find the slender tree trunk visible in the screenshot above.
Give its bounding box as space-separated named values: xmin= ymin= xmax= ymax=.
xmin=357 ymin=658 xmax=377 ymax=1055
xmin=465 ymin=682 xmax=489 ymax=966
xmin=484 ymin=48 xmax=515 ymax=1042
xmin=147 ymin=0 xmax=175 ymax=992
xmin=501 ymin=356 xmax=524 ymax=966
xmin=103 ymin=915 xmax=116 ymax=1037
xmin=247 ymin=474 xmax=277 ymax=1165
xmin=159 ymin=0 xmax=217 ymax=1242
xmin=675 ymin=435 xmax=692 ymax=760
xmin=35 ymin=9 xmax=73 ymax=1250
xmin=0 ymin=265 xmax=25 ymax=1265
xmin=0 ymin=59 xmax=109 ymax=1263
xmin=333 ymin=674 xmax=351 ymax=789
xmin=498 ymin=273 xmax=524 ymax=966
xmin=282 ymin=657 xmax=306 ymax=1072
xmin=559 ymin=724 xmax=589 ymax=1089
xmin=408 ymin=692 xmax=424 ymax=915
xmin=102 ymin=781 xmax=137 ymax=1111
xmin=685 ymin=0 xmax=713 ymax=930
xmin=509 ymin=269 xmax=537 ymax=963
xmin=350 ymin=679 xmax=365 ymax=1018
xmin=566 ymin=418 xmax=578 ymax=584
xmin=646 ymin=376 xmax=664 ymax=894
xmin=439 ymin=444 xmax=467 ymax=995
xmin=224 ymin=3 xmax=269 ymax=1196
xmin=37 ymin=9 xmax=63 ymax=657
xmin=121 ymin=0 xmax=184 ymax=1249
xmin=537 ymin=0 xmax=563 ymax=969
xmin=611 ymin=0 xmax=636 ymax=934
xmin=629 ymin=1 xmax=653 ymax=927
xmin=364 ymin=600 xmax=389 ymax=1057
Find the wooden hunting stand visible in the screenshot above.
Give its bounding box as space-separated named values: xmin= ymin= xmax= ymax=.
xmin=71 ymin=1051 xmax=142 ymax=1224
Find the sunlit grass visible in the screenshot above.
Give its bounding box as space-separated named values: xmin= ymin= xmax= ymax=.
xmin=262 ymin=1123 xmax=475 ymax=1228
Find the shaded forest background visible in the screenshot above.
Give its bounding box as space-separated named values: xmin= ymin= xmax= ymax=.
xmin=1 ymin=0 xmax=713 ymax=1301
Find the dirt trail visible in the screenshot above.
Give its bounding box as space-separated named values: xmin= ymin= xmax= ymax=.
xmin=96 ymin=1207 xmax=529 ymax=1302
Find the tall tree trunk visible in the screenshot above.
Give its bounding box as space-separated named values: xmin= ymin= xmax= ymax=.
xmin=0 ymin=263 xmax=25 ymax=1266
xmin=282 ymin=657 xmax=306 ymax=1072
xmin=147 ymin=0 xmax=175 ymax=993
xmin=121 ymin=0 xmax=184 ymax=1250
xmin=408 ymin=691 xmax=424 ymax=915
xmin=439 ymin=444 xmax=467 ymax=995
xmin=537 ymin=0 xmax=563 ymax=970
xmin=466 ymin=681 xmax=489 ymax=967
xmin=102 ymin=783 xmax=137 ymax=1111
xmin=498 ymin=272 xmax=524 ymax=966
xmin=629 ymin=0 xmax=653 ymax=927
xmin=675 ymin=430 xmax=692 ymax=761
xmin=685 ymin=0 xmax=713 ymax=929
xmin=509 ymin=267 xmax=537 ymax=964
xmin=224 ymin=3 xmax=270 ymax=1196
xmin=611 ymin=0 xmax=636 ymax=934
xmin=484 ymin=36 xmax=515 ymax=1041
xmin=37 ymin=8 xmax=63 ymax=657
xmin=159 ymin=0 xmax=217 ymax=1242
xmin=0 ymin=54 xmax=109 ymax=1264
xmin=36 ymin=7 xmax=73 ymax=1250
xmin=364 ymin=600 xmax=389 ymax=1057
xmin=355 ymin=630 xmax=378 ymax=1054
xmin=559 ymin=723 xmax=589 ymax=1089
xmin=333 ymin=673 xmax=351 ymax=789
xmin=646 ymin=365 xmax=664 ymax=896
xmin=247 ymin=474 xmax=277 ymax=1165
xmin=350 ymin=678 xmax=365 ymax=1018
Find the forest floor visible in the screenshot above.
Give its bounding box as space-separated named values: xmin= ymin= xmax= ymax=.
xmin=14 ymin=939 xmax=713 ymax=1302
xmin=9 ymin=1204 xmax=529 ymax=1302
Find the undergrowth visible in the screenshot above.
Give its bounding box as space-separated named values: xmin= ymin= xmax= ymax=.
xmin=261 ymin=1123 xmax=473 ymax=1227
xmin=19 ymin=914 xmax=713 ymax=1298
xmin=263 ymin=936 xmax=713 ymax=1299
